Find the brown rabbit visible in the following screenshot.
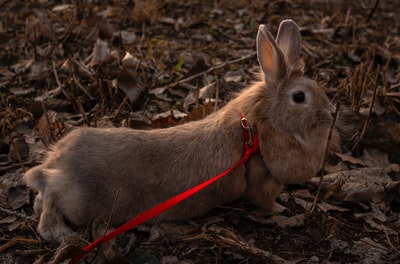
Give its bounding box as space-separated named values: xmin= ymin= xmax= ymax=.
xmin=24 ymin=19 xmax=334 ymax=242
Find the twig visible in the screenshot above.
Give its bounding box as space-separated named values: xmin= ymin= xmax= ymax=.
xmin=184 ymin=227 xmax=291 ymax=263
xmin=381 ymin=91 xmax=400 ymax=117
xmin=90 ymin=189 xmax=121 ymax=253
xmin=365 ymin=0 xmax=380 ymax=24
xmin=10 ymin=137 xmax=25 ymax=171
xmin=73 ymin=75 xmax=95 ymax=100
xmin=351 ymin=64 xmax=380 ymax=153
xmin=309 ymin=102 xmax=340 ymax=214
xmin=41 ymin=101 xmax=56 ymax=144
xmin=76 ymin=98 xmax=90 ymax=125
xmin=384 ymin=229 xmax=400 ymax=254
xmin=151 ymin=51 xmax=256 ymax=94
xmin=0 ymin=237 xmax=41 ymax=254
xmin=0 ymin=164 xmax=27 ymax=174
xmin=52 ymin=61 xmax=68 ymax=99
xmin=0 ymin=206 xmax=36 ymax=221
xmin=113 ymin=95 xmax=130 ymax=123
xmin=361 ymin=58 xmax=374 ymax=102
xmin=58 ymin=0 xmax=79 ymax=44
xmin=103 ymin=189 xmax=121 ymax=237
xmin=214 ymin=78 xmax=219 ymax=112
xmin=97 ymin=78 xmax=105 ymax=115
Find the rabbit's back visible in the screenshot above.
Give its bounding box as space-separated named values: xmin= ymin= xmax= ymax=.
xmin=27 ymin=122 xmax=248 ymax=230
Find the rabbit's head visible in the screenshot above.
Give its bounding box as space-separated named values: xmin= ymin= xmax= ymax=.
xmin=255 ymin=20 xmax=334 ymax=148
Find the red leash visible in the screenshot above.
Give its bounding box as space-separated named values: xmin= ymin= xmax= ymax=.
xmin=69 ymin=116 xmax=258 ymax=263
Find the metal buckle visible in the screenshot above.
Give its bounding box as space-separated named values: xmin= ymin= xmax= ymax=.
xmin=241 ymin=117 xmax=253 ymax=147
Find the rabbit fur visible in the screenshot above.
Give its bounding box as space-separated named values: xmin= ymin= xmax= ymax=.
xmin=24 ymin=19 xmax=334 ymax=242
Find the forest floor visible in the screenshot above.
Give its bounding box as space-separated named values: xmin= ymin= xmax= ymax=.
xmin=0 ymin=0 xmax=399 ymax=263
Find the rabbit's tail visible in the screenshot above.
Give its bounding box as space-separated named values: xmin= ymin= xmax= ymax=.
xmin=23 ymin=165 xmax=47 ymax=192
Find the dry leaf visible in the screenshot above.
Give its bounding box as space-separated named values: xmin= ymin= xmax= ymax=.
xmin=335 ymin=153 xmax=366 ymax=166
xmin=61 ymin=58 xmax=95 ymax=80
xmin=152 ymin=110 xmax=187 ymax=121
xmin=121 ymin=52 xmax=140 ymax=68
xmin=330 ymin=238 xmax=388 ymax=263
xmin=25 ymin=9 xmax=55 ymax=43
xmin=117 ymin=69 xmax=142 ymax=103
xmin=10 ymin=59 xmax=34 ymax=75
xmin=355 ymin=212 xmax=397 ymax=235
xmin=272 ymin=213 xmax=306 ymax=228
xmin=9 ymin=87 xmax=35 ymax=96
xmin=0 ymin=171 xmax=30 ymax=211
xmin=223 ymin=69 xmax=245 ymax=83
xmin=309 ymin=164 xmax=400 ymax=203
xmin=115 ymin=31 xmax=137 ymax=45
xmin=52 ymin=4 xmax=73 ymax=12
xmin=359 ymin=148 xmax=391 ymax=167
xmin=33 ymin=110 xmax=64 ymax=146
xmin=0 ymin=215 xmax=17 ymax=224
xmin=89 ymin=39 xmax=114 ymax=67
xmin=49 ymin=237 xmax=86 ymax=264
xmin=293 ymin=197 xmax=350 ymax=213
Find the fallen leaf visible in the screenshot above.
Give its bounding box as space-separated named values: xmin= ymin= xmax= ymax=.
xmin=117 ymin=69 xmax=143 ymax=103
xmin=293 ymin=197 xmax=350 ymax=213
xmin=52 ymin=4 xmax=73 ymax=12
xmin=7 ymin=185 xmax=30 ymax=210
xmin=272 ymin=213 xmax=305 ymax=228
xmin=359 ymin=148 xmax=391 ymax=167
xmin=25 ymin=9 xmax=55 ymax=43
xmin=121 ymin=52 xmax=140 ymax=68
xmin=49 ymin=238 xmax=86 ymax=264
xmin=9 ymin=87 xmax=35 ymax=96
xmin=223 ymin=69 xmax=245 ymax=83
xmin=0 ymin=215 xmax=17 ymax=224
xmin=61 ymin=58 xmax=95 ymax=80
xmin=330 ymin=238 xmax=388 ymax=263
xmin=335 ymin=153 xmax=366 ymax=166
xmin=309 ymin=164 xmax=400 ymax=203
xmin=0 ymin=171 xmax=30 ymax=210
xmin=88 ymin=38 xmax=114 ymax=67
xmin=199 ymin=82 xmax=216 ymax=100
xmin=152 ymin=109 xmax=187 ymax=121
xmin=33 ymin=110 xmax=65 ymax=146
xmin=10 ymin=59 xmax=34 ymax=74
xmin=356 ymin=213 xmax=397 ymax=235
xmin=114 ymin=30 xmax=137 ymax=45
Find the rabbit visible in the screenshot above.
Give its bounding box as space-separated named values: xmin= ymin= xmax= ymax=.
xmin=24 ymin=19 xmax=334 ymax=242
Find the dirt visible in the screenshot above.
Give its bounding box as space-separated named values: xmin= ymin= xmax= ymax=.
xmin=0 ymin=0 xmax=399 ymax=263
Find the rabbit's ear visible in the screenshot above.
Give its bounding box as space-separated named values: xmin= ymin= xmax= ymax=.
xmin=276 ymin=19 xmax=301 ymax=67
xmin=257 ymin=24 xmax=287 ymax=85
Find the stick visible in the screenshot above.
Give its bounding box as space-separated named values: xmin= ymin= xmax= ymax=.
xmin=113 ymin=95 xmax=131 ymax=123
xmin=10 ymin=138 xmax=25 ymax=171
xmin=351 ymin=64 xmax=380 ymax=153
xmin=0 ymin=206 xmax=36 ymax=221
xmin=309 ymin=102 xmax=340 ymax=214
xmin=365 ymin=0 xmax=380 ymax=23
xmin=51 ymin=60 xmax=70 ymax=99
xmin=150 ymin=51 xmax=256 ymax=94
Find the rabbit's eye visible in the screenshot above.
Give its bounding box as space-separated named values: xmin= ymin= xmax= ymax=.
xmin=292 ymin=91 xmax=305 ymax=103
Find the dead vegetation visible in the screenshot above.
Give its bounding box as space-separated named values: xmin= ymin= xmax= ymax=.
xmin=0 ymin=0 xmax=399 ymax=263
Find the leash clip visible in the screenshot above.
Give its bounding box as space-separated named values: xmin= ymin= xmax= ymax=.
xmin=240 ymin=117 xmax=254 ymax=147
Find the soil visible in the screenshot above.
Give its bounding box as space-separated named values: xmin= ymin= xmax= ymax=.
xmin=0 ymin=0 xmax=399 ymax=263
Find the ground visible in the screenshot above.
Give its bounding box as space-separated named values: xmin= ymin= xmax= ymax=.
xmin=0 ymin=0 xmax=399 ymax=263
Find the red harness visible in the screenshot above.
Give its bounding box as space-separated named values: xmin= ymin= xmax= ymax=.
xmin=69 ymin=116 xmax=259 ymax=263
